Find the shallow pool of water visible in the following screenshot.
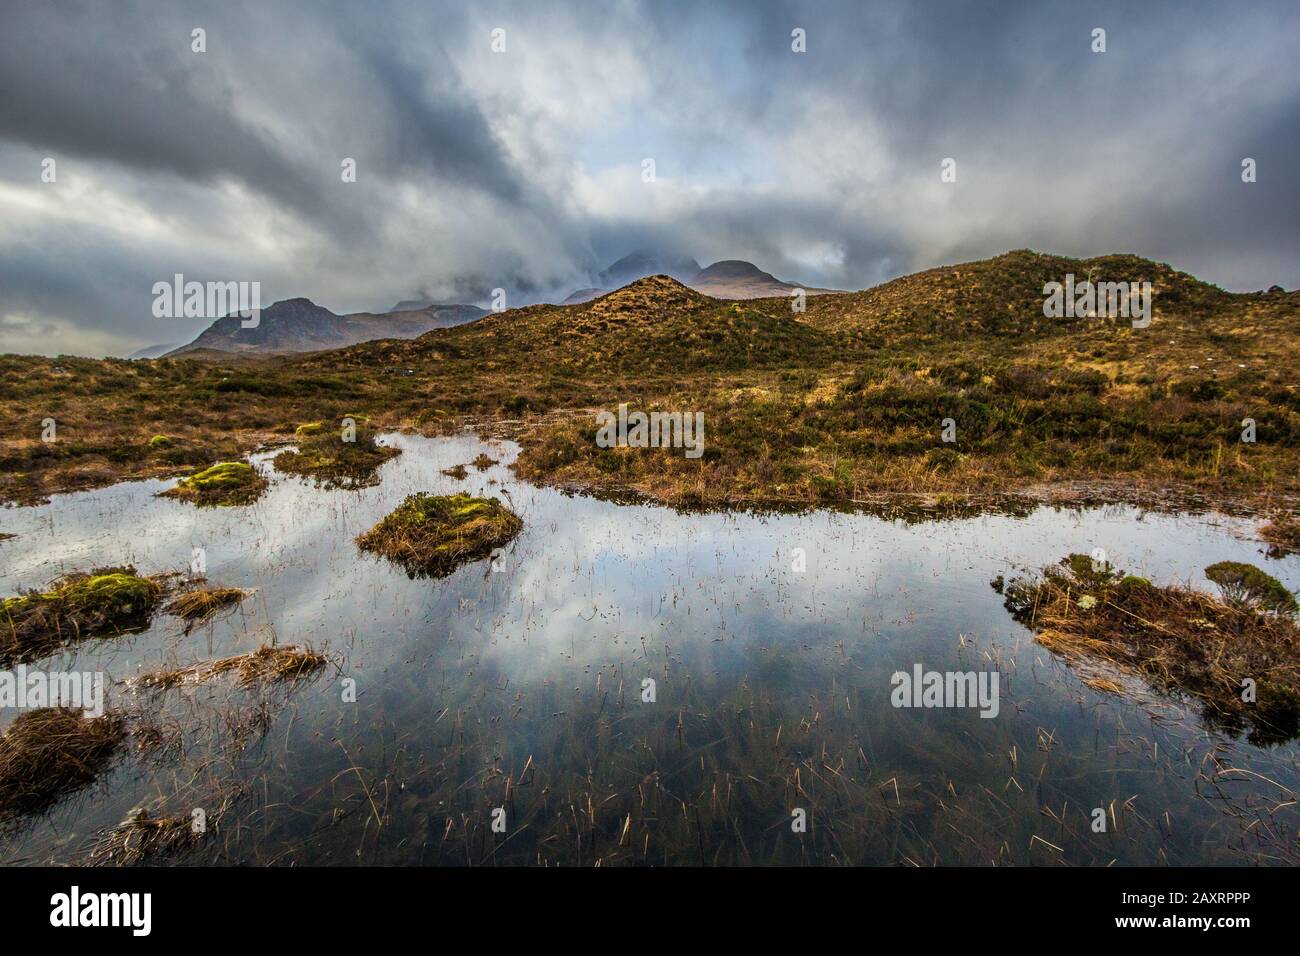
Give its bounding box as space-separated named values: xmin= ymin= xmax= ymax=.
xmin=1 ymin=432 xmax=1297 ymax=865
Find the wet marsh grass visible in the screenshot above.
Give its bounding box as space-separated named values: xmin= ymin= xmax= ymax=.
xmin=164 ymin=585 xmax=248 ymax=632
xmin=263 ymin=636 xmax=1292 ymax=867
xmin=135 ymin=643 xmax=329 ymax=689
xmin=0 ymin=566 xmax=164 ymax=665
xmin=1003 ymin=554 xmax=1300 ymax=744
xmin=0 ymin=708 xmax=126 ymax=826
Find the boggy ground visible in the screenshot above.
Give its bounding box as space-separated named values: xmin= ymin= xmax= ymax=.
xmin=2 ymin=250 xmax=1297 ymax=521
xmin=1001 ymin=554 xmax=1300 ymax=745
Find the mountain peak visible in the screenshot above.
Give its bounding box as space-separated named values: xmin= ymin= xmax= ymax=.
xmin=693 ymin=260 xmax=779 ymax=282
xmin=597 ymin=250 xmax=701 ymax=287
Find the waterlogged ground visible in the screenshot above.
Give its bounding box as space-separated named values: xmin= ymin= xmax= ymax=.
xmin=1 ymin=432 xmax=1297 ymax=866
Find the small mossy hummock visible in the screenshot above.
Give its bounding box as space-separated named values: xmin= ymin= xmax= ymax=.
xmin=357 ymin=492 xmax=522 ymax=578
xmin=160 ymin=461 xmax=267 ymax=506
xmin=1001 ymin=554 xmax=1300 ymax=744
xmin=1 ymin=567 xmax=163 ymax=665
xmin=274 ymin=422 xmax=400 ymax=489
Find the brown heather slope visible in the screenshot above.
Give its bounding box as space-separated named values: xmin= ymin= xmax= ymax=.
xmin=1 ymin=250 xmax=1296 ymax=514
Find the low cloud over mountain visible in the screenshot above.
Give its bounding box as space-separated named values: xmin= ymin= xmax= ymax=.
xmin=1 ymin=0 xmax=1297 ymax=356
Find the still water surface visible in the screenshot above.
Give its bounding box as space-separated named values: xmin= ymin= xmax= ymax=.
xmin=1 ymin=432 xmax=1296 ymax=865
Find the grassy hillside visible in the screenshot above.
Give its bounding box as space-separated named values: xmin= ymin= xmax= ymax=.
xmin=1 ymin=251 xmax=1296 ymax=513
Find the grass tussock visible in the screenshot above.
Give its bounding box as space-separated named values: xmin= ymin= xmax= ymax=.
xmin=441 ymin=464 xmax=468 ymax=479
xmin=471 ymin=453 xmax=498 ymax=470
xmin=356 ymin=491 xmax=522 ymax=577
xmin=164 ymin=585 xmax=248 ymax=631
xmin=137 ymin=643 xmax=329 ymax=689
xmin=89 ymin=808 xmax=204 ymax=865
xmin=273 ymin=421 xmax=400 ymax=488
xmin=159 ymin=461 xmax=267 ymax=506
xmin=0 ymin=567 xmax=163 ymax=665
xmin=0 ymin=708 xmax=126 ymax=822
xmin=1003 ymin=553 xmax=1300 ymax=743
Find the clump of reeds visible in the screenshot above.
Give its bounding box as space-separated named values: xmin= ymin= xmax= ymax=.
xmin=159 ymin=461 xmax=268 ymax=506
xmin=356 ymin=491 xmax=522 ymax=577
xmin=0 ymin=708 xmax=126 ymax=822
xmin=136 ymin=643 xmax=329 ymax=689
xmin=273 ymin=421 xmax=400 ymax=489
xmin=1260 ymin=515 xmax=1300 ymax=558
xmin=164 ymin=585 xmax=248 ymax=631
xmin=471 ymin=453 xmax=498 ymax=470
xmin=89 ymin=807 xmax=205 ymax=865
xmin=1003 ymin=553 xmax=1300 ymax=743
xmin=1 ymin=566 xmax=163 ymax=665
xmin=441 ymin=464 xmax=469 ymax=480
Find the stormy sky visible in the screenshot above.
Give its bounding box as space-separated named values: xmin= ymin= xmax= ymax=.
xmin=1 ymin=0 xmax=1296 ymax=357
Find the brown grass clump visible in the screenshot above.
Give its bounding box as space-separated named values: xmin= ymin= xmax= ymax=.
xmin=1 ymin=567 xmax=163 ymax=666
xmin=1260 ymin=515 xmax=1300 ymax=557
xmin=356 ymin=492 xmax=522 ymax=578
xmin=471 ymin=453 xmax=497 ymax=470
xmin=89 ymin=808 xmax=204 ymax=865
xmin=441 ymin=464 xmax=468 ymax=479
xmin=159 ymin=461 xmax=268 ymax=506
xmin=136 ymin=643 xmax=329 ymax=689
xmin=0 ymin=708 xmax=126 ymax=823
xmin=164 ymin=585 xmax=247 ymax=631
xmin=1003 ymin=554 xmax=1300 ymax=744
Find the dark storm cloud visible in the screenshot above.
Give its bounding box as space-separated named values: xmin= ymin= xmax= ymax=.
xmin=0 ymin=0 xmax=1296 ymax=356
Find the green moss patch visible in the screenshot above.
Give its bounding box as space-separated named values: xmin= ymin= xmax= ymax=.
xmin=273 ymin=422 xmax=400 ymax=489
xmin=1 ymin=567 xmax=164 ymax=665
xmin=357 ymin=492 xmax=522 ymax=578
xmin=160 ymin=461 xmax=268 ymax=506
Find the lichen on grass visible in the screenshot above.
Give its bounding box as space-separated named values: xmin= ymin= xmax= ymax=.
xmin=273 ymin=422 xmax=400 ymax=489
xmin=0 ymin=708 xmax=126 ymax=824
xmin=159 ymin=461 xmax=268 ymax=506
xmin=356 ymin=491 xmax=522 ymax=578
xmin=1002 ymin=553 xmax=1300 ymax=744
xmin=1 ymin=567 xmax=163 ymax=665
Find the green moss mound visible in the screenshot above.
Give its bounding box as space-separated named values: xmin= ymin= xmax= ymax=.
xmin=357 ymin=492 xmax=522 ymax=578
xmin=274 ymin=422 xmax=400 ymax=489
xmin=160 ymin=461 xmax=268 ymax=506
xmin=1 ymin=566 xmax=163 ymax=665
xmin=1205 ymin=561 xmax=1298 ymax=615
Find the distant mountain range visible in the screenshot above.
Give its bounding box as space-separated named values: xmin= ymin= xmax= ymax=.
xmin=162 ymin=298 xmax=487 ymax=357
xmin=564 ymin=251 xmax=843 ymax=303
xmin=153 ymin=250 xmax=840 ymax=358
